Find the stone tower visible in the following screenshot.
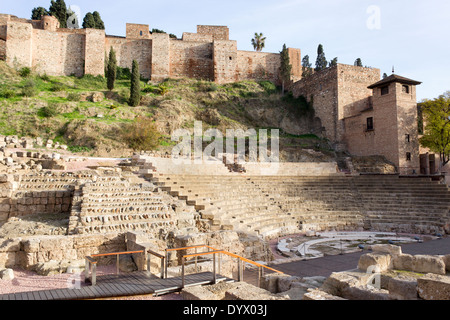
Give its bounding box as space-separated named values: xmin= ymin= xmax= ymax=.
xmin=367 ymin=74 xmax=422 ymax=174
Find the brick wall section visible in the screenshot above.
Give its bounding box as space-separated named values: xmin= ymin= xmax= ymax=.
xmin=343 ymin=81 xmax=420 ymax=173
xmin=41 ymin=15 xmax=59 ymax=32
xmin=2 ymin=15 xmax=302 ymax=84
xmin=0 ymin=39 xmax=5 ymax=60
xmin=236 ymin=51 xmax=280 ymax=83
xmin=213 ymin=40 xmax=238 ymax=84
xmin=126 ymin=23 xmax=151 ymax=39
xmin=336 ymin=65 xmax=380 ymax=141
xmin=106 ymin=36 xmax=153 ymax=79
xmin=292 ymin=64 xmax=380 ymax=144
xmin=6 ymin=21 xmax=33 ymax=69
xmin=197 ymin=25 xmax=229 ymax=40
xmin=394 ymin=82 xmax=421 ymax=172
xmin=169 ymin=40 xmax=214 ymax=81
xmin=84 ymin=28 xmax=105 ymax=76
xmin=182 ymin=32 xmax=213 ymax=42
xmin=292 ymin=66 xmax=339 ymax=142
xmin=288 ymin=48 xmax=302 ymax=81
xmin=151 ymin=33 xmax=170 ymax=82
xmin=32 ymin=28 xmax=85 ymax=76
xmin=0 ymin=233 xmax=126 ymax=269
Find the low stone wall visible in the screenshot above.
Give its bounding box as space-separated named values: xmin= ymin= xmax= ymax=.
xmin=314 ymin=244 xmax=450 ymax=300
xmin=0 ymin=233 xmax=126 ymax=270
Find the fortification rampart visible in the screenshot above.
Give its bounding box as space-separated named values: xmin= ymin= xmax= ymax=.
xmin=0 ymin=13 xmax=300 ymax=84
xmin=292 ymin=64 xmax=380 ymax=144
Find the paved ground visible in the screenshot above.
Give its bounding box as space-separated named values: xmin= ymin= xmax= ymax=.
xmin=266 ymin=236 xmax=450 ymax=278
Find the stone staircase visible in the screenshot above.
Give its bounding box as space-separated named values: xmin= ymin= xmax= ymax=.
xmin=352 ymin=175 xmax=450 ymax=235
xmin=151 ymin=174 xmax=299 ymax=239
xmin=249 ymin=176 xmax=366 ymax=232
xmin=134 ymin=155 xmax=450 ymax=238
xmin=67 ymin=174 xmax=196 ymax=235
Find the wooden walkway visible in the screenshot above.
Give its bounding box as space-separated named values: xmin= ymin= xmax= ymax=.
xmin=0 ymin=272 xmax=233 ymax=300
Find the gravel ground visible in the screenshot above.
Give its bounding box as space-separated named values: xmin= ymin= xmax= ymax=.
xmin=0 ymin=265 xmax=183 ymax=300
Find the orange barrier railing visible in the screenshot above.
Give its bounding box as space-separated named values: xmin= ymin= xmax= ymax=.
xmin=85 ymin=249 xmax=165 ymax=286
xmin=85 ymin=245 xmax=282 ymax=288
xmin=166 ymin=244 xmax=283 ymax=288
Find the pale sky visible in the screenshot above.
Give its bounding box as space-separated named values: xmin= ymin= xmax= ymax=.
xmin=2 ymin=0 xmax=450 ymax=101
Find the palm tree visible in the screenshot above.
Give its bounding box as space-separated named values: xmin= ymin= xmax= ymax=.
xmin=251 ymin=33 xmax=266 ymax=52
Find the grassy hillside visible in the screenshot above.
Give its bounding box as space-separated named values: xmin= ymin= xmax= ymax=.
xmin=0 ymin=61 xmax=334 ymax=160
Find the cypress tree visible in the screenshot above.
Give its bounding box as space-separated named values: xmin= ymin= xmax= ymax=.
xmin=106 ymin=47 xmax=117 ymax=91
xmin=279 ymin=44 xmax=292 ymax=94
xmin=49 ymin=0 xmax=67 ymax=28
xmin=329 ymin=57 xmax=338 ymax=67
xmin=82 ymin=12 xmax=95 ymax=29
xmin=354 ymin=58 xmax=363 ymax=67
xmin=129 ymin=60 xmax=141 ymax=107
xmin=82 ymin=11 xmax=105 ymax=29
xmin=92 ymin=11 xmax=105 ymax=30
xmin=301 ymin=55 xmax=312 ymax=78
xmin=31 ymin=7 xmax=49 ymax=20
xmin=315 ymin=44 xmax=327 ymax=71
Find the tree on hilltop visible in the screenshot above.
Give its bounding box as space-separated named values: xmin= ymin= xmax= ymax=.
xmin=92 ymin=12 xmax=105 ymax=30
xmin=354 ymin=58 xmax=363 ymax=67
xmin=301 ymin=55 xmax=312 ymax=78
xmin=82 ymin=11 xmax=105 ymax=29
xmin=279 ymin=44 xmax=292 ymax=94
xmin=419 ymin=91 xmax=450 ymax=168
xmin=82 ymin=13 xmax=95 ymax=29
xmin=31 ymin=7 xmax=49 ymax=20
xmin=329 ymin=57 xmax=338 ymax=67
xmin=49 ymin=0 xmax=68 ymax=28
xmin=129 ymin=60 xmax=141 ymax=107
xmin=251 ymin=33 xmax=266 ymax=52
xmin=106 ymin=47 xmax=117 ymax=91
xmin=315 ymin=44 xmax=327 ymax=71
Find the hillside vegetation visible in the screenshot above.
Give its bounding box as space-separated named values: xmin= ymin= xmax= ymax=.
xmin=0 ymin=61 xmax=334 ymax=161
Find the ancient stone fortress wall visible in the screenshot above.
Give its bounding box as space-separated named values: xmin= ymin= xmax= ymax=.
xmin=0 ymin=13 xmax=301 ymax=84
xmin=343 ymin=77 xmax=421 ymax=173
xmin=292 ymin=64 xmax=380 ymax=145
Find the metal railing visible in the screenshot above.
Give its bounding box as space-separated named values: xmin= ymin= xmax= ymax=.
xmin=85 ymin=245 xmax=283 ymax=288
xmin=85 ymin=250 xmax=145 ymax=286
xmin=166 ymin=244 xmax=283 ymax=288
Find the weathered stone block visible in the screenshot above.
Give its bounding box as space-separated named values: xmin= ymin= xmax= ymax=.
xmin=411 ymin=255 xmax=446 ymax=275
xmin=0 ymin=268 xmax=14 ymax=280
xmin=0 ymin=238 xmax=21 ymax=252
xmin=388 ymin=276 xmax=419 ymax=300
xmin=371 ymin=244 xmax=402 ymax=256
xmin=22 ymin=238 xmax=41 ymax=253
xmin=443 ymin=255 xmax=450 ymax=272
xmin=393 ymin=254 xmax=414 ymax=271
xmin=0 ymin=252 xmax=16 ymax=268
xmin=358 ymin=252 xmax=392 ymax=272
xmin=417 ymin=274 xmax=450 ymax=300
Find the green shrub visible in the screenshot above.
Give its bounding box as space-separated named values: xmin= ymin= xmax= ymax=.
xmin=19 ymin=67 xmax=31 ymax=78
xmin=258 ymin=80 xmax=277 ymax=95
xmin=50 ymin=82 xmax=66 ymax=92
xmin=75 ymin=74 xmax=106 ymax=90
xmin=40 ymin=73 xmax=50 ymax=82
xmin=116 ymin=66 xmax=131 ymax=80
xmin=21 ymin=79 xmax=37 ymax=97
xmin=123 ymin=116 xmax=161 ymax=151
xmin=156 ymin=83 xmax=169 ymax=96
xmin=68 ymin=145 xmax=93 ymax=153
xmin=0 ymin=88 xmax=16 ymax=99
xmin=38 ymin=104 xmax=59 ymax=118
xmin=67 ymin=92 xmax=81 ymax=101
